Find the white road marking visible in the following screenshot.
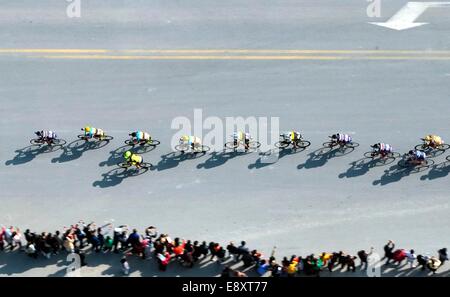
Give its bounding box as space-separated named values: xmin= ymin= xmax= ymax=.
xmin=370 ymin=1 xmax=450 ymax=30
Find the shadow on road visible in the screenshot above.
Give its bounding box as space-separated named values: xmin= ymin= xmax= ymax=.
xmin=197 ymin=150 xmax=247 ymax=169
xmin=154 ymin=151 xmax=207 ymax=171
xmin=249 ymin=147 xmax=306 ymax=169
xmin=51 ymin=139 xmax=111 ymax=163
xmin=298 ymin=145 xmax=354 ymax=170
xmin=339 ymin=156 xmax=398 ymax=179
xmin=420 ymin=160 xmax=450 ymax=181
xmin=93 ymin=166 xmax=151 ymax=188
xmin=4 ymin=145 xmax=58 ymax=166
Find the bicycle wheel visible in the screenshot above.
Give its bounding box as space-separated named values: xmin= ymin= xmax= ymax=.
xmin=297 ymin=140 xmax=311 ymax=148
xmin=30 ymin=138 xmax=44 ymax=145
xmin=117 ymin=162 xmax=132 ymax=169
xmin=322 ymin=141 xmax=337 ymax=148
xmin=101 ymin=135 xmax=114 ymax=141
xmin=224 ymin=141 xmax=239 ymax=150
xmin=274 ymin=141 xmax=290 ymax=149
xmin=124 ymin=139 xmax=138 ymax=146
xmin=389 ymin=152 xmax=402 ymax=158
xmin=346 ymin=142 xmax=360 ymax=148
xmin=197 ymin=145 xmax=210 ymax=153
xmin=52 ymin=139 xmax=67 ymax=146
xmin=414 ymin=143 xmax=427 ymax=151
xmin=141 ymin=162 xmax=153 ymax=169
xmin=248 ymin=141 xmax=261 ymax=150
xmin=363 ymin=151 xmax=376 ymax=159
xmin=148 ymin=139 xmax=161 ymax=146
xmin=174 ymin=144 xmax=189 ymax=152
xmin=436 ymin=144 xmax=450 ymax=151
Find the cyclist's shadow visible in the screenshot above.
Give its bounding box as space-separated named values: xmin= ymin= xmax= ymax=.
xmin=420 ymin=160 xmax=450 ymax=181
xmin=197 ymin=150 xmax=247 ymax=169
xmin=338 ymin=157 xmax=375 ymax=178
xmin=249 ymin=147 xmax=306 ymax=169
xmin=372 ymin=165 xmax=412 ymax=186
xmin=155 ymin=151 xmax=207 ymax=171
xmin=298 ymin=145 xmax=355 ymax=170
xmin=5 ymin=145 xmax=46 ymax=166
xmin=51 ymin=139 xmax=109 ymax=163
xmin=93 ymin=167 xmax=147 ymax=188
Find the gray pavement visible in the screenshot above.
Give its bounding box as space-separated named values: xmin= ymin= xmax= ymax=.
xmin=0 ymin=0 xmax=449 ymax=276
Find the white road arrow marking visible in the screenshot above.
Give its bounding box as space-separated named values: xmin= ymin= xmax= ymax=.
xmin=369 ymin=1 xmax=450 ymax=30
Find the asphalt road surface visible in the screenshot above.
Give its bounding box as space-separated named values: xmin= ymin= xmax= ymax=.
xmin=0 ymin=0 xmax=449 ymax=276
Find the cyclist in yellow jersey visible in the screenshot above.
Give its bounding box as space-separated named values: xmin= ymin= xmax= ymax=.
xmin=423 ymin=134 xmax=443 ymax=148
xmin=123 ymin=150 xmax=143 ymax=169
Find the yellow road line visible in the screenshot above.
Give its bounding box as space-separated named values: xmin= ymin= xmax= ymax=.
xmin=1 ymin=49 xmax=450 ymax=55
xmin=0 ymin=49 xmax=108 ymax=53
xmin=36 ymin=54 xmax=450 ymax=60
xmin=38 ymin=55 xmax=346 ymax=60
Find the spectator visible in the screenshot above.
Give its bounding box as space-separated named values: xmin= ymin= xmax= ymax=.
xmin=427 ymin=256 xmax=441 ymax=274
xmin=384 ymin=240 xmax=395 ymax=264
xmin=438 ymin=248 xmax=448 ymax=267
xmin=121 ymin=256 xmax=130 ymax=275
xmin=405 ymin=249 xmax=417 ymax=268
xmin=226 ymin=241 xmax=239 ymax=261
xmin=357 ymin=248 xmax=374 ymax=270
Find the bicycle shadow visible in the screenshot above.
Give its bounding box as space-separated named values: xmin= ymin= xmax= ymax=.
xmin=249 ymin=147 xmax=306 ymax=169
xmin=51 ymin=139 xmax=110 ymax=163
xmin=197 ymin=150 xmax=246 ymax=169
xmin=93 ymin=166 xmax=150 ymax=188
xmin=5 ymin=145 xmax=47 ymax=166
xmin=155 ymin=151 xmax=207 ymax=171
xmin=338 ymin=157 xmax=373 ymax=178
xmin=298 ymin=145 xmax=354 ymax=170
xmin=372 ymin=164 xmax=414 ymax=186
xmin=420 ymin=160 xmax=450 ymax=181
xmin=99 ymin=144 xmax=157 ymax=167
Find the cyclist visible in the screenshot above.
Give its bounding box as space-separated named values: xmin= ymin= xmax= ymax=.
xmin=371 ymin=143 xmax=393 ymax=158
xmin=123 ymin=150 xmax=143 ymax=169
xmin=281 ymin=131 xmax=302 ymax=148
xmin=180 ymin=135 xmax=202 ymax=151
xmin=407 ymin=150 xmax=426 ymax=165
xmin=35 ymin=130 xmax=57 ymax=144
xmin=423 ymin=135 xmax=444 ymax=149
xmin=330 ymin=133 xmax=352 ymax=146
xmin=129 ymin=131 xmax=152 ymax=145
xmin=82 ymin=126 xmax=106 ymax=140
xmin=233 ymin=131 xmax=251 ymax=150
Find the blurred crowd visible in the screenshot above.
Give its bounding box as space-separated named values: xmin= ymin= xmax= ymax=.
xmin=0 ymin=223 xmax=448 ymax=277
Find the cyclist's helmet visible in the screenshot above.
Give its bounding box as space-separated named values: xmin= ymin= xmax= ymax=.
xmin=35 ymin=131 xmax=42 ymax=137
xmin=408 ymin=150 xmax=414 ymax=155
xmin=84 ymin=126 xmax=91 ymax=132
xmin=180 ymin=135 xmax=189 ymax=142
xmin=123 ymin=151 xmax=132 ymax=159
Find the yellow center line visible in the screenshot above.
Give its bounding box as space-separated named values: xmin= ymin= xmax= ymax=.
xmin=35 ymin=54 xmax=450 ymax=60
xmin=1 ymin=49 xmax=450 ymax=60
xmin=1 ymin=48 xmax=450 ymax=55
